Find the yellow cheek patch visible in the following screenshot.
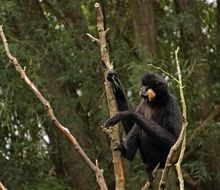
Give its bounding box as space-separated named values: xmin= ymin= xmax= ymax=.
xmin=146 ymin=88 xmax=156 ymax=101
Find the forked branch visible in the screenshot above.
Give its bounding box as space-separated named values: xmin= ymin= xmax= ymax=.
xmin=158 ymin=47 xmax=188 ymax=190
xmin=87 ymin=3 xmax=125 ymax=190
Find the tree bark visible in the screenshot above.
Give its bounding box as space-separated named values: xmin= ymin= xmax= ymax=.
xmin=87 ymin=3 xmax=125 ymax=189
xmin=129 ymin=0 xmax=157 ymax=57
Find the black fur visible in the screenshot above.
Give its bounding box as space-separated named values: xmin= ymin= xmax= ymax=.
xmin=104 ymin=71 xmax=182 ymax=177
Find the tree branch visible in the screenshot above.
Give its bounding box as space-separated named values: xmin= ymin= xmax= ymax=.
xmin=86 ymin=33 xmax=100 ymax=45
xmin=0 ymin=25 xmax=108 ymax=190
xmin=0 ymin=182 xmax=7 ymax=190
xmin=174 ymin=46 xmax=187 ymax=190
xmin=87 ymin=3 xmax=125 ymax=189
xmin=141 ymin=181 xmax=151 ymax=190
xmin=158 ymin=47 xmax=188 ymax=190
xmin=148 ymin=63 xmax=179 ymax=83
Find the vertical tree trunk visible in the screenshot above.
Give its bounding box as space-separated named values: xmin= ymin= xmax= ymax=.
xmin=129 ymin=0 xmax=157 ymax=57
xmin=174 ymin=0 xmax=211 ymax=120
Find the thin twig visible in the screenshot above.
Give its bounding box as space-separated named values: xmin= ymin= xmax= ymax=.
xmin=0 ymin=25 xmax=108 ymax=190
xmin=158 ymin=47 xmax=188 ymax=190
xmin=0 ymin=182 xmax=7 ymax=190
xmin=148 ymin=64 xmax=179 ymax=83
xmin=86 ymin=33 xmax=100 ymax=45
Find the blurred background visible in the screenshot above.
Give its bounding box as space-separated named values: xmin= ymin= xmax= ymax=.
xmin=0 ymin=0 xmax=219 ymax=189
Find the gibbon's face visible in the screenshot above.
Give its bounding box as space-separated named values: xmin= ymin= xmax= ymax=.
xmin=140 ymin=73 xmax=168 ymax=102
xmin=139 ymin=86 xmax=156 ymax=101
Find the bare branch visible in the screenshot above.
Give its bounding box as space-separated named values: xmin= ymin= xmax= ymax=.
xmin=93 ymin=3 xmax=113 ymax=70
xmin=141 ymin=181 xmax=151 ymax=190
xmin=104 ymin=28 xmax=110 ymax=36
xmin=0 ymin=182 xmax=7 ymax=190
xmin=158 ymin=47 xmax=188 ymax=190
xmin=148 ymin=64 xmax=179 ymax=83
xmin=88 ymin=3 xmax=125 ymax=189
xmin=86 ymin=33 xmax=100 ymax=45
xmin=0 ymin=25 xmax=108 ymax=190
xmin=174 ymin=47 xmax=187 ymax=190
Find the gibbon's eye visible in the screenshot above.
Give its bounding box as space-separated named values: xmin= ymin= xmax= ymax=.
xmin=150 ymin=81 xmax=160 ymax=88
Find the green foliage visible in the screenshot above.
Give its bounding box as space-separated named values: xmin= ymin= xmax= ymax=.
xmin=183 ymin=160 xmax=212 ymax=183
xmin=1 ymin=154 xmax=71 ymax=190
xmin=0 ymin=0 xmax=220 ymax=189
